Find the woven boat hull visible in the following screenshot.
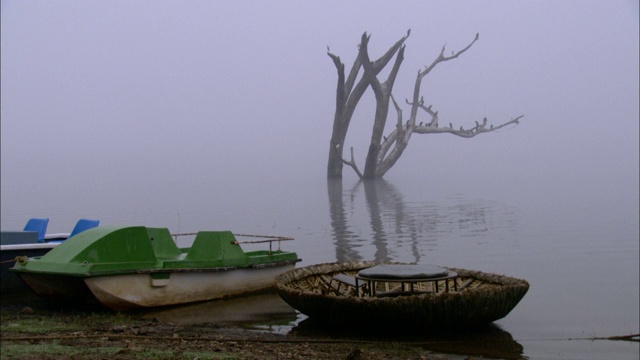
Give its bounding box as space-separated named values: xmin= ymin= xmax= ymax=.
xmin=276 ymin=261 xmax=529 ymax=330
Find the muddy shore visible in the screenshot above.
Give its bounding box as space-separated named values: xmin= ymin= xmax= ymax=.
xmin=1 ymin=307 xmax=463 ymax=359
xmin=1 ymin=293 xmax=520 ymax=359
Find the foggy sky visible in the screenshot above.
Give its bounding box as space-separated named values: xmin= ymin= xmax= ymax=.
xmin=1 ymin=0 xmax=638 ymax=231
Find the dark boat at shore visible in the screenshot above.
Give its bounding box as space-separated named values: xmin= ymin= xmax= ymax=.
xmin=1 ymin=218 xmax=99 ymax=293
xmin=276 ymin=261 xmax=529 ymax=331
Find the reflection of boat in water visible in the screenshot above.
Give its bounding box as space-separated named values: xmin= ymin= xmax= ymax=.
xmin=141 ymin=291 xmax=297 ymax=326
xmin=12 ymin=226 xmax=299 ymax=310
xmin=291 ymin=317 xmax=524 ymax=360
xmin=276 ymin=261 xmax=529 ymax=330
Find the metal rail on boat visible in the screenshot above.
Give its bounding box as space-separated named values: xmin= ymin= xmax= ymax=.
xmin=170 ymin=232 xmax=294 ymax=254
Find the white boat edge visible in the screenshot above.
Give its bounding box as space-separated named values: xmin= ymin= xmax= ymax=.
xmin=1 ymin=242 xmax=60 ymax=251
xmin=1 ymin=233 xmax=70 ymax=251
xmin=44 ymin=233 xmax=70 ymax=240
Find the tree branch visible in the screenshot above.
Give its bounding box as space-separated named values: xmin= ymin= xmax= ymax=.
xmin=412 ymin=115 xmax=525 ymax=138
xmin=344 ymin=53 xmax=362 ymax=96
xmin=371 ymin=29 xmax=411 ymax=69
xmin=327 ymin=53 xmax=346 ymax=118
xmin=328 ymin=30 xmax=524 ymax=179
xmin=340 ymin=146 xmax=363 ymax=178
xmin=377 ymin=94 xmax=404 ymax=164
xmin=420 ymin=33 xmax=479 ymax=78
xmin=376 ymin=94 xmax=414 ymax=175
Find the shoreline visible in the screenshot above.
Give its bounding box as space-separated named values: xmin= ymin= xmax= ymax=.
xmin=0 ymin=293 xmax=506 ymax=360
xmin=1 ymin=304 xmax=470 ymax=360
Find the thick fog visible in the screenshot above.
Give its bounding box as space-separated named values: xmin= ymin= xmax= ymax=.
xmin=1 ymin=1 xmax=638 ymax=232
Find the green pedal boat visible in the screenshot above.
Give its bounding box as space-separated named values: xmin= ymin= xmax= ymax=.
xmin=11 ymin=225 xmax=300 ymax=310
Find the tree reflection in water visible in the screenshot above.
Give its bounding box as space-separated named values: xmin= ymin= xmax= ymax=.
xmin=327 ymin=178 xmax=518 ymax=263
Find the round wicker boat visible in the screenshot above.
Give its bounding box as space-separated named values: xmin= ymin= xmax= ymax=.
xmin=276 ymin=261 xmax=529 ymax=330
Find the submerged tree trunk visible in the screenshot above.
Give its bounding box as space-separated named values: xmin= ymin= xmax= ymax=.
xmin=327 ymin=30 xmax=524 ymax=179
xmin=326 ymin=31 xmax=410 ymax=178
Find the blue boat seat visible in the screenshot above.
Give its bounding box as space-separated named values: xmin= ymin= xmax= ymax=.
xmin=23 ymin=218 xmax=49 ymax=243
xmin=69 ymin=219 xmax=100 ymax=238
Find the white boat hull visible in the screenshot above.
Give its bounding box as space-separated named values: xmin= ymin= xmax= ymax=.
xmin=85 ymin=263 xmax=296 ymax=311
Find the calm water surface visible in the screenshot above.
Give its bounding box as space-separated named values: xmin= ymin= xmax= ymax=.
xmin=2 ymin=174 xmax=638 ymax=359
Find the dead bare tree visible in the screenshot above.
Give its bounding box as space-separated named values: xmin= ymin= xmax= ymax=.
xmin=327 ymin=30 xmax=524 ymax=179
